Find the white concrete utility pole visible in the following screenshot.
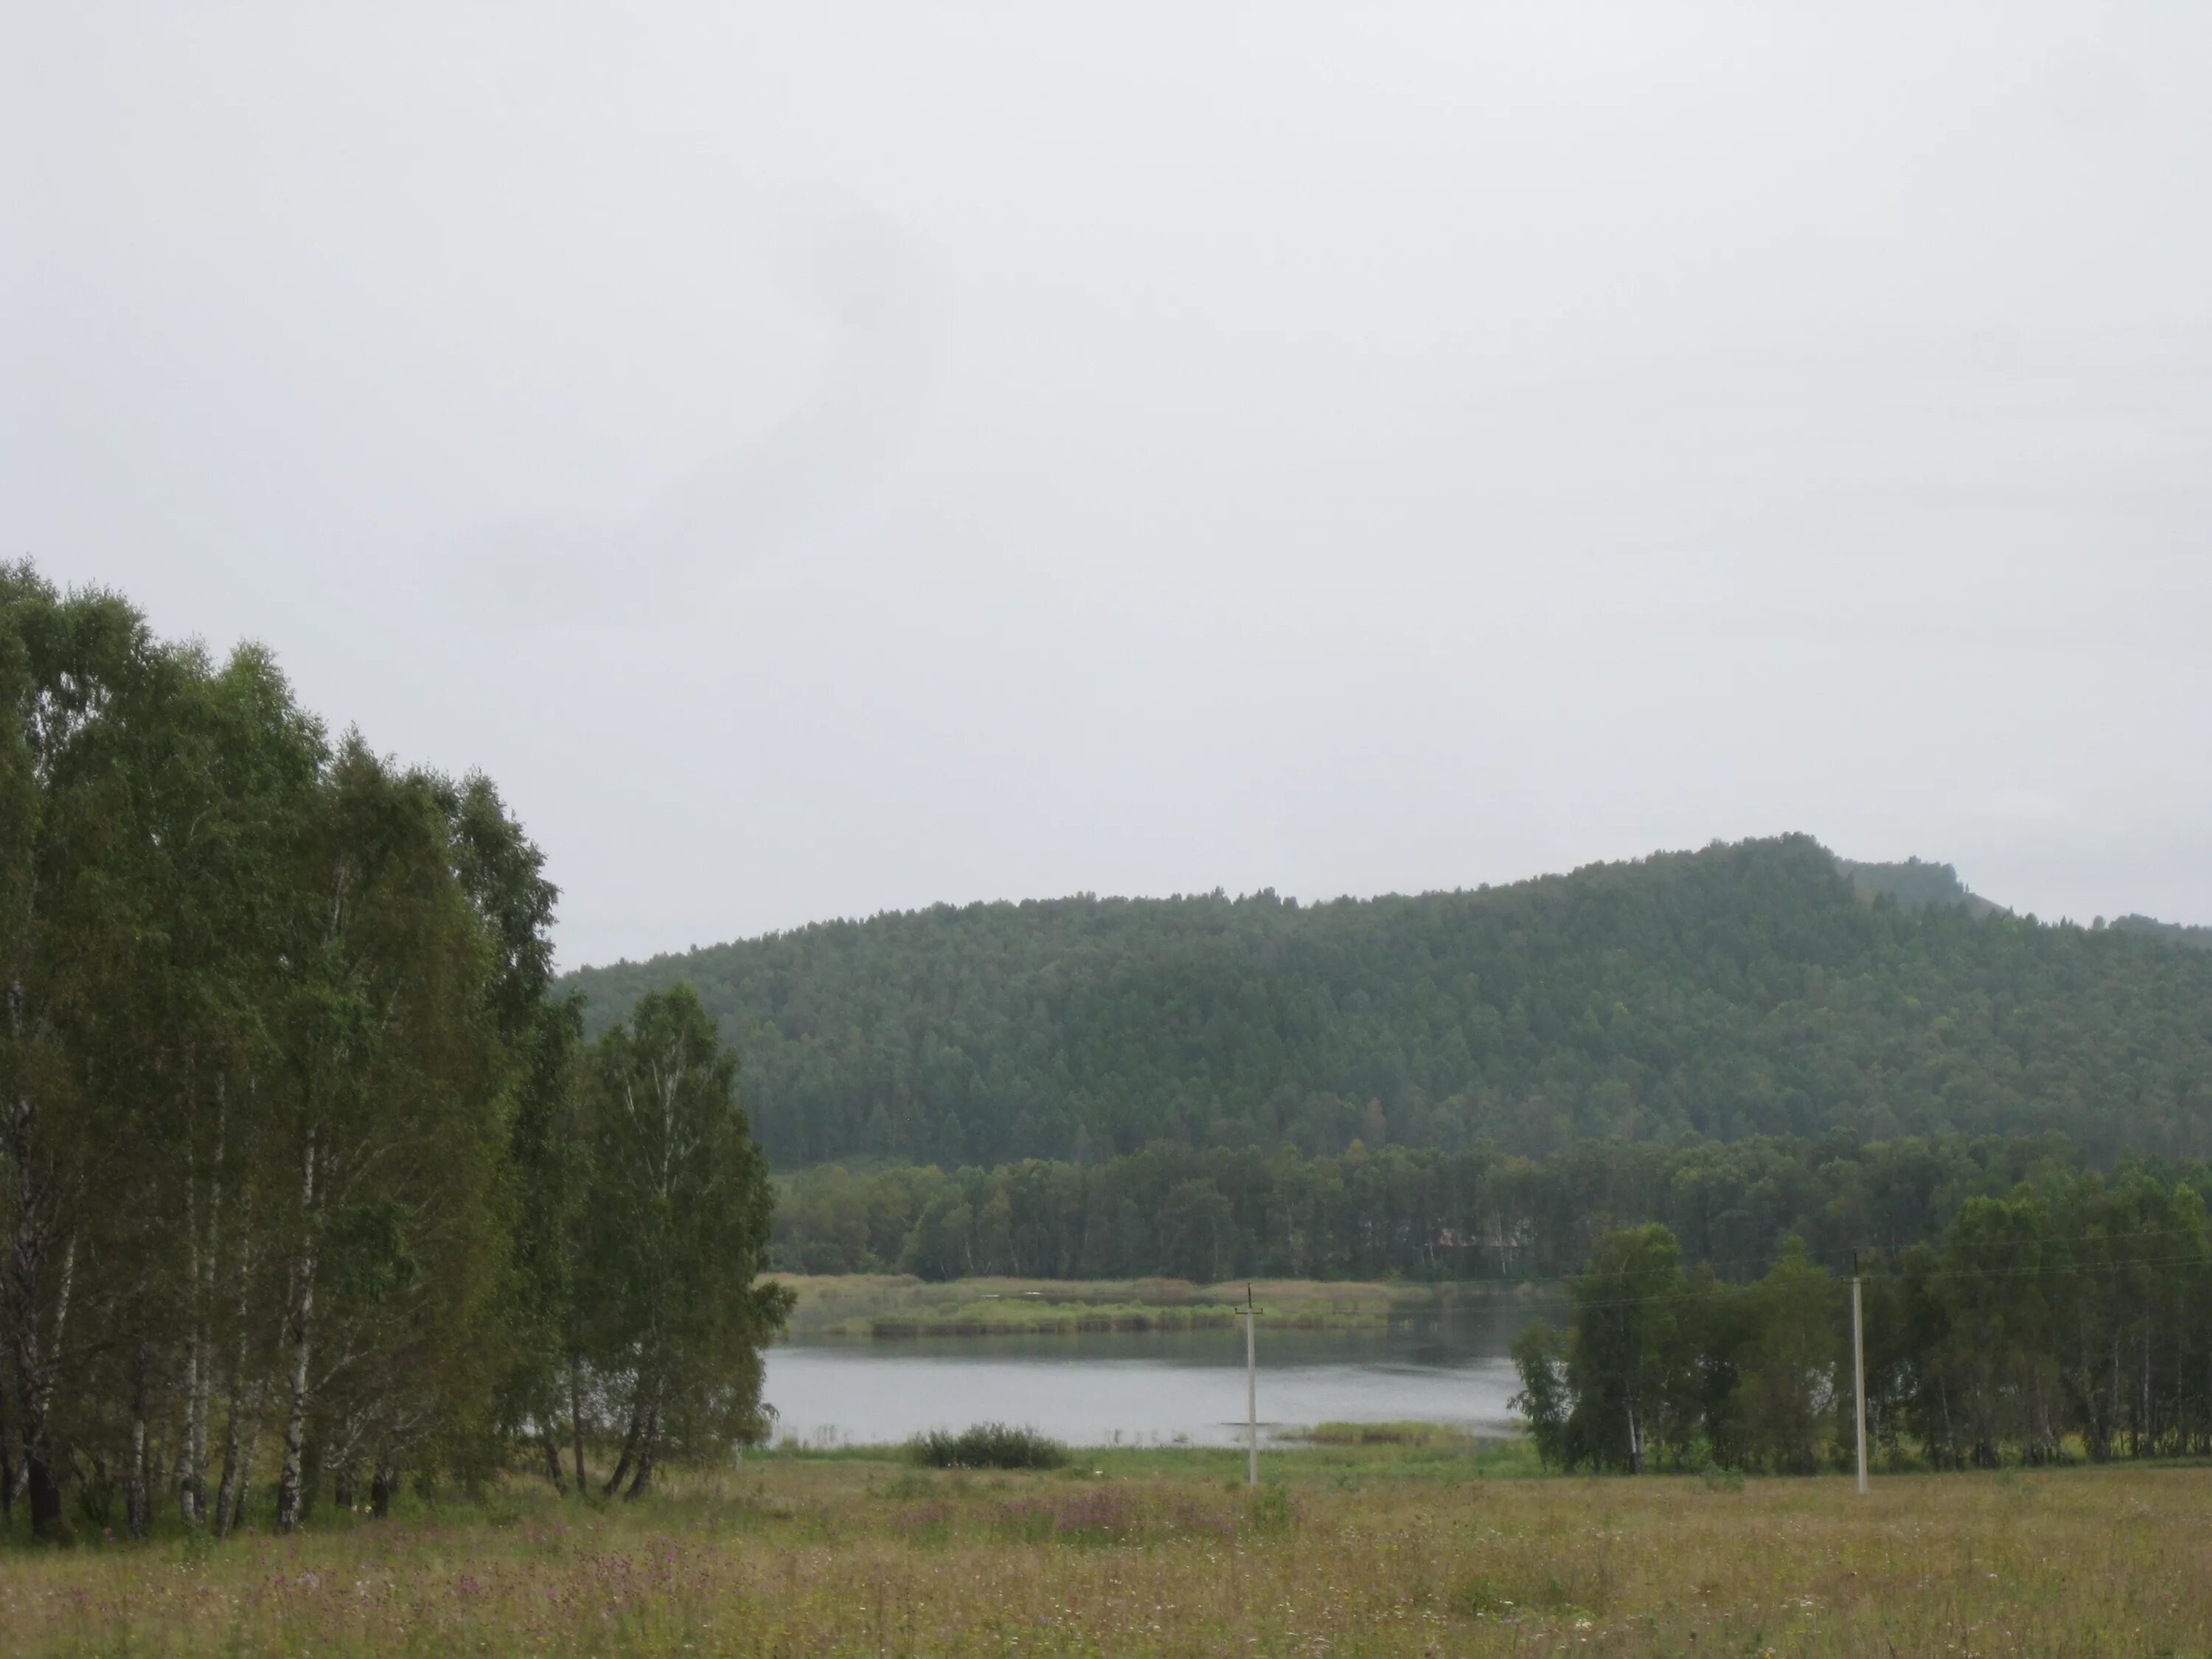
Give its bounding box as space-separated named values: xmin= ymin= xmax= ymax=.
xmin=1240 ymin=1284 xmax=1259 ymax=1487
xmin=1851 ymin=1253 xmax=1868 ymax=1495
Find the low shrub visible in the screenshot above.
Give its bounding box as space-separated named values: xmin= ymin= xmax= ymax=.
xmin=1698 ymin=1462 xmax=1747 ymax=1493
xmin=1450 ymin=1576 xmax=1511 ymax=1618
xmin=1248 ymin=1483 xmax=1295 ymax=1534
xmin=908 ymin=1423 xmax=1070 ymax=1470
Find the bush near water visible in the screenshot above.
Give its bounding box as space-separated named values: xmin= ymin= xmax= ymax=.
xmin=908 ymin=1423 xmax=1071 ymax=1470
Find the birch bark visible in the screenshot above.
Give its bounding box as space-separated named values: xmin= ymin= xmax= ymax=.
xmin=538 ymin=1425 xmax=568 ymax=1494
xmin=626 ymin=1400 xmax=659 ymax=1498
xmin=128 ymin=1342 xmax=150 ymax=1538
xmin=273 ymin=1126 xmax=319 ymax=1531
xmin=3 ymin=1084 xmax=55 ymax=1523
xmin=212 ymin=1227 xmax=256 ymax=1537
xmin=568 ymin=1352 xmax=588 ymax=1494
xmin=180 ymin=1085 xmax=225 ymax=1524
xmin=233 ymin=1379 xmax=265 ymax=1531
xmin=600 ymin=1401 xmax=641 ymax=1496
xmin=180 ymin=1167 xmax=201 ymax=1525
xmin=7 ymin=1189 xmax=73 ymax=1537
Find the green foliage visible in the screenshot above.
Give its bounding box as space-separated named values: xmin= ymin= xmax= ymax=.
xmin=1294 ymin=1421 xmax=1474 ymax=1447
xmin=1528 ymin=1166 xmax=2212 ymax=1473
xmin=1508 ymin=1323 xmax=1571 ymax=1469
xmin=1246 ymin=1481 xmax=1294 ymax=1532
xmin=2107 ymin=913 xmax=2212 ymax=950
xmin=564 ymin=837 xmax=2212 ymax=1169
xmin=908 ymin=1423 xmax=1070 ymax=1470
xmin=767 ymin=1129 xmax=2122 ymax=1284
xmin=0 ymin=563 xmax=785 ymax=1541
xmin=1562 ymin=1223 xmax=1685 ymax=1473
xmin=1834 ymin=855 xmax=1996 ymax=914
xmin=577 ymin=986 xmax=792 ymax=1489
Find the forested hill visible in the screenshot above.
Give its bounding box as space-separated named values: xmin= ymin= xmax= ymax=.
xmin=1833 ymin=855 xmax=2002 ymax=916
xmin=560 ymin=835 xmax=2212 ymax=1169
xmin=2111 ymin=913 xmax=2212 ymax=950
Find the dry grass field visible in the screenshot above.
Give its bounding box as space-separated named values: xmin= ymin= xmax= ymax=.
xmin=6 ymin=1445 xmax=2211 ymax=1658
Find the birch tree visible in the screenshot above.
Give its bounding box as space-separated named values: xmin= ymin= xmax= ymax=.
xmin=0 ymin=565 xmax=184 ymax=1539
xmin=580 ymin=987 xmax=788 ymax=1498
xmin=265 ymin=738 xmax=511 ymax=1531
xmin=434 ymin=774 xmax=586 ymax=1495
xmin=2 ymin=563 xmax=778 ymax=1537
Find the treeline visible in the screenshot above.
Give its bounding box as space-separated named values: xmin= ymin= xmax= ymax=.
xmin=567 ymin=837 xmax=2212 ymax=1169
xmin=1514 ymin=1166 xmax=2212 ymax=1472
xmin=768 ymin=1133 xmax=2168 ymax=1285
xmin=1 ymin=566 xmax=784 ymax=1543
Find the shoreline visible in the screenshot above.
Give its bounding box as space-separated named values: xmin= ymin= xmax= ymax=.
xmin=769 ymin=1272 xmax=1556 ymax=1340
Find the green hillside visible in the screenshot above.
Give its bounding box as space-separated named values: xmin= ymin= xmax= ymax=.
xmin=1834 ymin=854 xmax=2003 ymax=916
xmin=2111 ymin=912 xmax=2212 ymax=950
xmin=561 ymin=835 xmax=2212 ymax=1169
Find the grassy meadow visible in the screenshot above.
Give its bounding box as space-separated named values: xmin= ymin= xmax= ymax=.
xmin=7 ymin=1441 xmax=2211 ymax=1657
xmin=771 ymin=1274 xmax=1534 ymax=1338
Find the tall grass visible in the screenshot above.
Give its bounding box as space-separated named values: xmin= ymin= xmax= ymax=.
xmin=6 ymin=1450 xmax=2211 ymax=1655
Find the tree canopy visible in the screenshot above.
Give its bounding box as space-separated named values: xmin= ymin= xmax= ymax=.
xmin=566 ymin=838 xmax=2212 ymax=1169
xmin=766 ymin=1129 xmax=2173 ymax=1285
xmin=0 ymin=564 xmax=784 ymax=1542
xmin=1514 ymin=1164 xmax=2212 ymax=1474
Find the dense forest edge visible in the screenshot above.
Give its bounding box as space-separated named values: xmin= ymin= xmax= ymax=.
xmin=764 ymin=1133 xmax=2206 ymax=1284
xmin=1 ymin=564 xmax=786 ymax=1543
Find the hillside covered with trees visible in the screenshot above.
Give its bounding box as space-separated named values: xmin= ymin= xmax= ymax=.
xmin=2111 ymin=914 xmax=2212 ymax=950
xmin=566 ymin=840 xmax=2212 ymax=1169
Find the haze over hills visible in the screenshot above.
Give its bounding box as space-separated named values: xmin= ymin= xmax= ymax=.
xmin=2109 ymin=914 xmax=2212 ymax=950
xmin=1833 ymin=855 xmax=2003 ymax=917
xmin=1834 ymin=856 xmax=2212 ymax=946
xmin=561 ymin=835 xmax=2212 ymax=1169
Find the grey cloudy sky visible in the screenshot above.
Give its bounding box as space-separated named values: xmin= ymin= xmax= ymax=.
xmin=5 ymin=2 xmax=2208 ymax=967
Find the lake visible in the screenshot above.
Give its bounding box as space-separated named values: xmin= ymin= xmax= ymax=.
xmin=762 ymin=1304 xmax=1535 ymax=1449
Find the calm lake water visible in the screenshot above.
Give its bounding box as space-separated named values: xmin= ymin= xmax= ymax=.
xmin=763 ymin=1305 xmax=1536 ymax=1449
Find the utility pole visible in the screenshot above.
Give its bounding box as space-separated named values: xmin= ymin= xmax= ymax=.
xmin=1851 ymin=1251 xmax=1868 ymax=1495
xmin=1241 ymin=1284 xmax=1259 ymax=1488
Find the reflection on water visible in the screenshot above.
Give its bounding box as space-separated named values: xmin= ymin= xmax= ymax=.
xmin=764 ymin=1303 xmax=1536 ymax=1449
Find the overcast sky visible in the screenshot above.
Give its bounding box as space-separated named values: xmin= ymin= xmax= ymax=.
xmin=5 ymin=3 xmax=2208 ymax=967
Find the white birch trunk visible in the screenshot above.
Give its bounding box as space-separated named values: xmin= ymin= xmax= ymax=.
xmin=213 ymin=1225 xmax=256 ymax=1536
xmin=181 ymin=1086 xmax=225 ymax=1525
xmin=181 ymin=1173 xmax=203 ymax=1524
xmin=234 ymin=1380 xmax=265 ymax=1531
xmin=274 ymin=1127 xmax=319 ymax=1531
xmin=128 ymin=1343 xmax=150 ymax=1539
xmin=20 ymin=1233 xmax=77 ymax=1464
xmin=568 ymin=1352 xmax=588 ymax=1495
xmin=4 ymin=1090 xmax=47 ymax=1512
